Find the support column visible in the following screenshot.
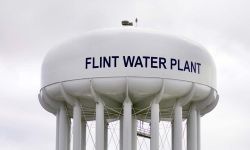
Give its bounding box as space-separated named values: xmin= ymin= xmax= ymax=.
xmin=132 ymin=118 xmax=137 ymax=150
xmin=187 ymin=104 xmax=197 ymax=150
xmin=104 ymin=121 xmax=108 ymax=150
xmin=96 ymin=102 xmax=104 ymax=150
xmin=197 ymin=110 xmax=201 ymax=150
xmin=73 ymin=100 xmax=82 ymax=150
xmin=56 ymin=111 xmax=60 ymax=150
xmin=171 ymin=121 xmax=174 ymax=150
xmin=151 ymin=103 xmax=159 ymax=150
xmin=123 ymin=99 xmax=132 ymax=150
xmin=81 ymin=120 xmax=86 ymax=150
xmin=120 ymin=117 xmax=123 ymax=150
xmin=59 ymin=105 xmax=68 ymax=150
xmin=66 ymin=117 xmax=71 ymax=150
xmin=173 ymin=102 xmax=182 ymax=150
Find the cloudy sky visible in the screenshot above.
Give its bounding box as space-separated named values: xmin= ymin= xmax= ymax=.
xmin=0 ymin=0 xmax=250 ymax=150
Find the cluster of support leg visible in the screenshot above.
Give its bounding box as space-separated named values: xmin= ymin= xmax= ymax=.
xmin=39 ymin=83 xmax=218 ymax=150
xmin=53 ymin=98 xmax=201 ymax=150
xmin=53 ymin=99 xmax=137 ymax=150
xmin=172 ymin=103 xmax=201 ymax=150
xmin=151 ymin=102 xmax=201 ymax=150
xmin=56 ymin=105 xmax=71 ymax=150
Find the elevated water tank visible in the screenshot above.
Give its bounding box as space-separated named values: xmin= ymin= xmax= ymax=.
xmin=39 ymin=28 xmax=219 ymax=150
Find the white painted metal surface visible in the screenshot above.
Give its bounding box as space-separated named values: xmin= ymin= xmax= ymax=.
xmin=132 ymin=118 xmax=137 ymax=150
xmin=187 ymin=104 xmax=198 ymax=150
xmin=81 ymin=120 xmax=86 ymax=150
xmin=42 ymin=28 xmax=216 ymax=89
xmin=96 ymin=102 xmax=104 ymax=150
xmin=38 ymin=28 xmax=219 ymax=150
xmin=122 ymin=98 xmax=132 ymax=150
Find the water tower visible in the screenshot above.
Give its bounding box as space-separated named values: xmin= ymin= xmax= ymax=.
xmin=38 ymin=28 xmax=219 ymax=150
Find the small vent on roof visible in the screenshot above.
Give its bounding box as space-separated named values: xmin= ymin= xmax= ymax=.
xmin=121 ymin=20 xmax=133 ymax=26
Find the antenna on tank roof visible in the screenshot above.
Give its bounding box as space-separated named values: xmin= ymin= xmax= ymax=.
xmin=135 ymin=18 xmax=138 ymax=27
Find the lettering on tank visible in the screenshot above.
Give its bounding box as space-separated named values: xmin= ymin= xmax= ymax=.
xmin=84 ymin=56 xmax=201 ymax=74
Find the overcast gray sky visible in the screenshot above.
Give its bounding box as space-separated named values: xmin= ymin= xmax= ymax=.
xmin=1 ymin=0 xmax=250 ymax=150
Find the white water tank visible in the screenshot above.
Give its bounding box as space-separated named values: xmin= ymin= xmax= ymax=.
xmin=39 ymin=28 xmax=219 ymax=150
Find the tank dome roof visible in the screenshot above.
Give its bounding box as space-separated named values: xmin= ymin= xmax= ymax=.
xmin=42 ymin=28 xmax=216 ymax=89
